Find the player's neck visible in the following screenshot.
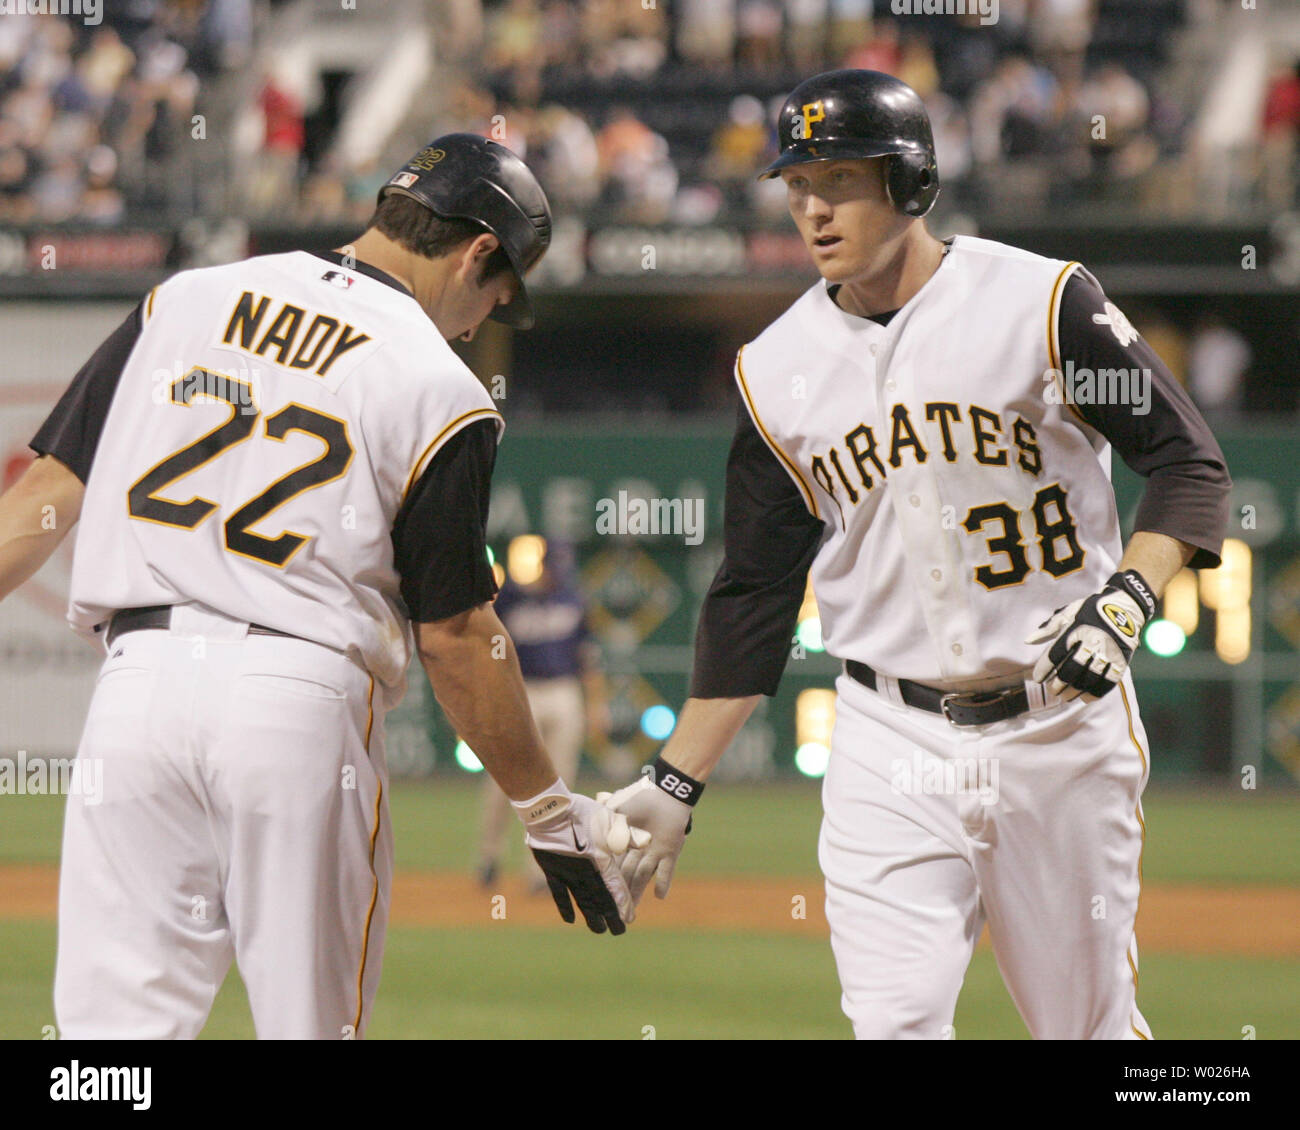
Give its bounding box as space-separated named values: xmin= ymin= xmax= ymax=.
xmin=336 ymin=231 xmax=462 ymax=336
xmin=833 ymin=225 xmax=946 ymax=320
xmin=335 ymin=230 xmax=419 ymax=295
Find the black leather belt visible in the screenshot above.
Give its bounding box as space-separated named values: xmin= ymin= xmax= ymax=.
xmin=845 ymin=659 xmax=1031 ymax=727
xmin=105 ymin=605 xmax=296 ymax=650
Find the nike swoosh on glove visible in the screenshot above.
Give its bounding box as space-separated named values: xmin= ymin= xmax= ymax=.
xmin=514 ymin=782 xmax=650 ymax=936
xmin=598 ymin=773 xmax=693 ymax=906
xmin=1024 ymin=569 xmax=1156 ymax=703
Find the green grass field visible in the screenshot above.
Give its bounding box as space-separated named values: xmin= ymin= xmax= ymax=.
xmin=2 ymin=779 xmax=1297 ymax=1039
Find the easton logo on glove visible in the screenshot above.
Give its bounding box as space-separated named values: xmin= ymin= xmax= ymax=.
xmin=1101 ymin=603 xmax=1137 ymax=637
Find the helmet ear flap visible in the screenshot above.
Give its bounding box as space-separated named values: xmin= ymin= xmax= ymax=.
xmin=887 ymin=151 xmax=940 ymax=218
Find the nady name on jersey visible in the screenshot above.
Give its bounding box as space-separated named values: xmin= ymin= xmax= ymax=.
xmin=218 ymin=289 xmax=373 ymax=378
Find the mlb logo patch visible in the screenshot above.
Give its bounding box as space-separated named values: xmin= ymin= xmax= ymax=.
xmin=322 ymin=270 xmax=354 ymax=289
xmin=389 ymin=171 xmax=419 ymax=189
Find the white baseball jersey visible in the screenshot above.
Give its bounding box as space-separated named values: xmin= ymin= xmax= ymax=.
xmin=735 ymin=235 xmax=1120 ymax=684
xmin=63 ymin=251 xmax=502 ymax=696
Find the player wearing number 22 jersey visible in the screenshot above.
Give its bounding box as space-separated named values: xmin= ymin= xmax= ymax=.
xmin=37 ymin=251 xmax=493 ymax=701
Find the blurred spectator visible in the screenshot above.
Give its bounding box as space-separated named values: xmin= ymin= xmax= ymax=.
xmin=787 ymin=0 xmax=829 ymax=71
xmin=485 ymin=0 xmax=543 ymax=76
xmin=677 ymin=0 xmax=737 ymax=69
xmin=597 ymin=106 xmax=677 ymax=222
xmin=1188 ymin=313 xmax=1251 ymax=415
xmin=897 ymin=35 xmax=940 ymax=100
xmin=829 ymin=0 xmax=873 ymax=59
xmin=31 ymin=152 xmax=82 ymax=221
xmin=926 ymin=92 xmax=972 ymax=192
xmin=843 ymin=19 xmax=901 ymax=75
xmin=1075 ymin=63 xmax=1155 ymax=194
xmin=80 ymin=144 xmax=124 ymax=224
xmin=0 ymin=145 xmax=37 ymax=222
xmin=249 ymin=71 xmax=304 ymax=215
xmin=1260 ymin=59 xmax=1300 ymax=211
xmin=539 ymin=0 xmax=581 ymax=70
xmin=737 ymin=1 xmax=783 ymax=73
xmin=969 ymin=54 xmax=1060 ymax=165
xmin=530 ymin=103 xmax=601 ymax=211
xmin=1029 ymin=0 xmax=1095 ymax=76
xmin=707 ymin=93 xmax=767 ymax=190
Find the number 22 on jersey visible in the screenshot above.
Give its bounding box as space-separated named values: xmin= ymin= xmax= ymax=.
xmin=127 ymin=365 xmax=354 ymax=568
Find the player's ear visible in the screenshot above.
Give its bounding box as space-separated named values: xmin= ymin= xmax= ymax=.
xmin=459 ymin=232 xmax=501 ymax=281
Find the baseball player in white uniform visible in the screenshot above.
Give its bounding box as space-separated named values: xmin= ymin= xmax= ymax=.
xmin=0 ymin=134 xmax=645 ymax=1040
xmin=603 ymin=72 xmax=1231 ymax=1039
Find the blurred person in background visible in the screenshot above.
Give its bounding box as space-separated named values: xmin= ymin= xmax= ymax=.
xmin=1187 ymin=312 xmax=1251 ymax=416
xmin=707 ymin=93 xmax=768 ymax=205
xmin=530 ymin=102 xmax=601 ymax=212
xmin=249 ymin=66 xmax=304 ymax=215
xmin=737 ymin=0 xmax=783 ymax=73
xmin=786 ymin=0 xmax=829 ymax=71
xmin=1260 ymin=58 xmax=1300 ymax=211
xmin=829 ymin=0 xmax=873 ymax=60
xmin=1076 ymin=63 xmax=1155 ymax=198
xmin=843 ymin=18 xmax=900 ymax=75
xmin=597 ymin=105 xmax=677 ymax=223
xmin=79 ymin=142 xmax=124 ymax=224
xmin=479 ymin=538 xmax=609 ymax=891
xmin=677 ymin=0 xmax=737 ymax=71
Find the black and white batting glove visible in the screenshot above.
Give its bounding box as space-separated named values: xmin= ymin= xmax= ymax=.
xmin=1024 ymin=569 xmax=1156 ymax=703
xmin=598 ymin=757 xmax=703 ymax=907
xmin=513 ymin=779 xmax=650 ymax=936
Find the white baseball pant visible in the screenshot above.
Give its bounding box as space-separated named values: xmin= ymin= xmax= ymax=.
xmin=819 ymin=668 xmax=1152 ymax=1040
xmin=54 ymin=604 xmax=393 ymax=1039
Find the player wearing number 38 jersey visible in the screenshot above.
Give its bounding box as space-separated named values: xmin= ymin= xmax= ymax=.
xmin=1 ymin=135 xmax=646 ymax=1041
xmin=601 ymin=72 xmax=1231 ymax=1040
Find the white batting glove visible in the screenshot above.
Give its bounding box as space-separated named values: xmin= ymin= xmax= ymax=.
xmin=1025 ymin=569 xmax=1156 ymax=703
xmin=598 ymin=757 xmax=702 ymax=906
xmin=513 ymin=779 xmax=650 ymax=935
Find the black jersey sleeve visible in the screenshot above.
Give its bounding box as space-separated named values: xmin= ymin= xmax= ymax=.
xmin=691 ymin=401 xmax=826 ymax=698
xmin=391 ymin=418 xmax=500 ymax=623
xmin=29 ymin=302 xmax=144 ymax=482
xmin=1057 ymin=272 xmax=1232 ymax=569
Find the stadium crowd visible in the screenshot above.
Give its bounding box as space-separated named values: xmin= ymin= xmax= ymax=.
xmin=0 ymin=0 xmax=250 ymax=224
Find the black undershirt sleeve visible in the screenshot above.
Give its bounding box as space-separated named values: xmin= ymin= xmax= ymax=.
xmin=691 ymin=400 xmax=826 ymax=698
xmin=391 ymin=418 xmax=500 ymax=623
xmin=1057 ymin=272 xmax=1232 ymax=569
xmin=29 ymin=302 xmax=144 ymax=482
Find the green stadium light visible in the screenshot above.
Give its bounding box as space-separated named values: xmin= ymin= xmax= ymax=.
xmin=796 ymin=616 xmax=824 ymax=653
xmin=1144 ymin=618 xmax=1186 ymax=658
xmin=455 ymin=740 xmax=484 ymax=772
xmin=794 ymin=742 xmax=830 ymax=778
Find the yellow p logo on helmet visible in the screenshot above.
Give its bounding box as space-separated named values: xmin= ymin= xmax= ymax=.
xmin=802 ymin=101 xmax=825 ymax=132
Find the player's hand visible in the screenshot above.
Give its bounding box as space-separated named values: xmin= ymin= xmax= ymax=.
xmin=514 ymin=781 xmax=650 ymax=935
xmin=1024 ymin=569 xmax=1156 ymax=703
xmin=598 ymin=759 xmax=700 ymax=906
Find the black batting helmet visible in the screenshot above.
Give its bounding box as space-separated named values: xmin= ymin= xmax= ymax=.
xmin=759 ymin=70 xmax=940 ymax=218
xmin=378 ymin=133 xmax=552 ymax=329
